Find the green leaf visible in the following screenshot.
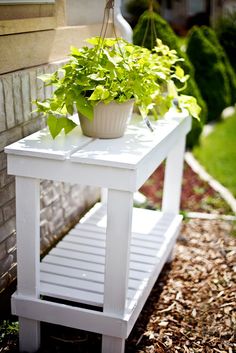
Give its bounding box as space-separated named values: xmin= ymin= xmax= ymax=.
xmin=88 ymin=85 xmax=110 ymax=101
xmin=76 ymin=95 xmax=94 ymax=120
xmin=88 ymin=73 xmax=106 ymax=81
xmin=47 ymin=115 xmax=77 ymax=139
xmin=103 ymin=38 xmax=119 ymax=47
xmin=47 ymin=115 xmax=63 ymax=139
xmin=35 ymin=100 xmax=51 ymax=112
xmin=63 ymin=117 xmax=77 ymax=134
xmin=85 ymin=37 xmax=101 ymax=46
xmin=66 ymin=102 xmax=74 ymax=115
xmin=178 ymin=95 xmax=201 ymax=121
xmin=37 ymin=73 xmax=54 ymax=82
xmin=65 ymin=91 xmax=75 ymax=115
xmin=70 ymin=46 xmax=82 ymax=57
xmin=175 ymin=66 xmax=185 ymax=79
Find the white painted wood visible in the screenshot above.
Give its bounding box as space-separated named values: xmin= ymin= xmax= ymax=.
xmin=102 ymin=189 xmax=133 ymax=353
xmin=5 ymin=126 xmax=92 ymax=160
xmin=101 ymin=188 xmax=108 ymax=204
xmin=102 ymin=335 xmax=125 ymax=353
xmin=104 ymin=190 xmax=133 ymax=315
xmin=11 ymin=294 xmax=128 ymax=338
xmin=162 ymin=136 xmax=187 ymax=215
xmin=6 ymin=153 xmax=137 ymax=191
xmin=18 ymin=318 xmax=40 ymax=353
xmin=40 ymin=272 xmax=104 ymax=293
xmin=11 ymin=208 xmax=182 ymax=341
xmin=7 ymin=114 xmax=191 ymax=353
xmin=126 ymin=216 xmax=182 ymax=334
xmin=40 ymin=204 xmax=180 ymax=307
xmin=40 ymin=282 xmax=103 ymax=306
xmin=71 ymin=117 xmax=190 ymax=169
xmin=15 ymin=176 xmax=40 ymax=352
xmin=42 ymin=254 xmax=105 ymax=273
xmin=5 ymin=116 xmax=191 ymax=192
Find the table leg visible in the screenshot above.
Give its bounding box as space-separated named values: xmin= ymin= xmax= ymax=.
xmin=162 ymin=137 xmax=186 ymax=263
xmin=162 ymin=137 xmax=186 ymax=215
xmin=15 ymin=176 xmax=40 ymax=352
xmin=102 ymin=189 xmax=133 ymax=353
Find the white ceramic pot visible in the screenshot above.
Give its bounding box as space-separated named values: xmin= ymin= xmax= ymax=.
xmin=79 ymin=100 xmax=134 ymax=139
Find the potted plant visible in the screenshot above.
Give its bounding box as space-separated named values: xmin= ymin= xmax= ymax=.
xmin=36 ymin=36 xmax=200 ymax=139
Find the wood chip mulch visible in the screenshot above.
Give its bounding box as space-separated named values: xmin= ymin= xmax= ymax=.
xmin=126 ymin=218 xmax=236 ymax=353
xmin=140 ymin=162 xmax=233 ymax=214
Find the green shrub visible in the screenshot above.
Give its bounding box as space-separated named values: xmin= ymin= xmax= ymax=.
xmin=133 ymin=11 xmax=207 ymax=147
xmin=201 ymin=26 xmax=236 ymax=105
xmin=125 ymin=0 xmax=159 ymax=28
xmin=187 ymin=26 xmax=231 ymax=122
xmin=215 ymin=11 xmax=236 ymax=73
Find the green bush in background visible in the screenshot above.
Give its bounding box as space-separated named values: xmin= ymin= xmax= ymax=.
xmin=201 ymin=26 xmax=236 ymax=105
xmin=124 ymin=0 xmax=159 ymax=28
xmin=187 ymin=26 xmax=231 ymax=122
xmin=215 ymin=11 xmax=236 ymax=73
xmin=133 ymin=11 xmax=207 ymax=148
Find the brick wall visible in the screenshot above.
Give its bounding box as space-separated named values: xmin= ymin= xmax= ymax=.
xmin=0 ymin=62 xmax=100 ymax=294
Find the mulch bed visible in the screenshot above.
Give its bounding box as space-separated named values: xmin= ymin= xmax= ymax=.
xmin=1 ymin=163 xmax=235 ymax=353
xmin=140 ymin=162 xmax=232 ymax=215
xmin=126 ymin=218 xmax=236 ymax=353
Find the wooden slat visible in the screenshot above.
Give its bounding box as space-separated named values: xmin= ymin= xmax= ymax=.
xmin=50 ymin=248 xmax=105 ymax=265
xmin=40 ymin=282 xmax=103 ymax=307
xmin=40 ymin=204 xmax=180 ymax=309
xmin=65 ymin=234 xmax=106 ymax=248
xmin=40 ymin=272 xmax=104 ymax=294
xmin=5 ymin=126 xmax=92 ymax=160
xmin=59 ymin=237 xmax=160 ymax=257
xmin=40 ymin=263 xmax=104 ymax=283
xmin=42 ymin=254 xmax=105 ymax=274
xmin=57 ymin=241 xmax=105 ymax=256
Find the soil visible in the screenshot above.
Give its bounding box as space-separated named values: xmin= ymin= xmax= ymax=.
xmin=0 ymin=163 xmax=235 ymax=353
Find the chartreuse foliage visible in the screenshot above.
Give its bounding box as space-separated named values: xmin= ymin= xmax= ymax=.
xmin=133 ymin=10 xmax=206 ymax=147
xmin=187 ymin=26 xmax=231 ymax=122
xmin=36 ymin=36 xmax=200 ymax=139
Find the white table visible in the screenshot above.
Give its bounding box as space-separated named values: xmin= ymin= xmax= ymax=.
xmin=5 ymin=114 xmax=191 ymax=353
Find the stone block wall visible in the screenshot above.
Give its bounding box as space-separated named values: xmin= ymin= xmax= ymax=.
xmin=0 ymin=62 xmax=100 ymax=294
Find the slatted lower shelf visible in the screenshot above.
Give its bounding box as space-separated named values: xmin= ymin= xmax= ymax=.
xmin=40 ymin=203 xmax=181 ymax=314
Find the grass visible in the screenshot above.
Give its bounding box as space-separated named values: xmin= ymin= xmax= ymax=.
xmin=193 ymin=112 xmax=236 ymax=198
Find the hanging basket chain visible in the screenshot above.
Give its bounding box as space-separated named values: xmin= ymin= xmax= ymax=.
xmin=105 ymin=0 xmax=114 ymax=9
xmin=96 ymin=1 xmax=112 ymax=60
xmin=95 ymin=0 xmax=127 ymax=63
xmin=141 ymin=0 xmax=159 ymax=50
